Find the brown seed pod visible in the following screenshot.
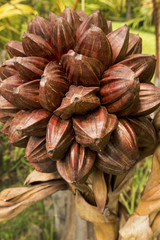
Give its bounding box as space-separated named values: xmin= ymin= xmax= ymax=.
xmin=119 ymin=54 xmax=156 ymax=83
xmin=46 ymin=115 xmax=74 ymax=160
xmin=75 ymin=25 xmax=112 ymax=67
xmin=30 ymin=161 xmax=57 ymax=173
xmin=76 ymin=10 xmax=88 ymax=21
xmin=127 ymin=117 xmax=157 ymax=148
xmin=0 ymin=95 xmax=19 ymax=123
xmin=49 ymin=12 xmax=57 ymax=23
xmin=73 ymin=106 xmax=118 ymax=153
xmin=96 ymin=119 xmax=138 ymax=174
xmin=56 ymin=141 xmax=96 ymax=183
xmin=100 ymin=64 xmax=139 ymax=114
xmin=106 ymin=25 xmax=129 ymax=64
xmin=14 ymin=56 xmax=49 ymax=81
xmin=6 ymin=41 xmax=26 ymax=58
xmin=51 ymin=17 xmax=76 ymax=60
xmin=61 ymin=50 xmax=104 ymax=87
xmin=0 ymin=75 xmax=27 ymax=105
xmin=27 ymin=15 xmax=52 ymax=41
xmin=76 ymin=10 xmax=109 ymax=40
xmin=126 ymin=33 xmax=142 ymax=56
xmin=96 ymin=142 xmax=135 ymax=175
xmin=39 ymin=62 xmax=69 ymax=111
xmin=1 ymin=118 xmax=12 ymax=135
xmin=22 ymin=33 xmax=56 ymax=59
xmin=26 ymin=136 xmax=51 ymax=164
xmin=0 ymin=63 xmax=18 ymax=80
xmin=61 ymin=7 xmax=82 ymax=31
xmin=130 ymin=83 xmax=160 ymax=116
xmin=54 ymin=85 xmax=100 ymax=119
xmin=13 ymin=79 xmax=41 ymax=110
xmin=8 ymin=109 xmax=52 ymax=144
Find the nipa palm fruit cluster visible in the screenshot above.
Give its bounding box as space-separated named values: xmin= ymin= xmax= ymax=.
xmin=0 ymin=7 xmax=160 ymax=183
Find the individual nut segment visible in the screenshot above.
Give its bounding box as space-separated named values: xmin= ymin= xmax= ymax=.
xmin=100 ymin=64 xmax=139 ymax=114
xmin=73 ymin=106 xmax=118 ymax=153
xmin=76 ymin=10 xmax=109 ymax=40
xmin=96 ymin=119 xmax=139 ymax=174
xmin=8 ymin=109 xmax=52 ymax=144
xmin=39 ymin=62 xmax=69 ymax=111
xmin=56 ymin=141 xmax=96 ymax=183
xmin=130 ymin=83 xmax=160 ymax=116
xmin=0 ymin=95 xmax=19 ymax=123
xmin=22 ymin=33 xmax=56 ymax=59
xmin=119 ymin=54 xmax=156 ymax=83
xmin=13 ymin=79 xmax=41 ymax=110
xmin=14 ymin=56 xmax=49 ymax=81
xmin=75 ymin=25 xmax=112 ymax=68
xmin=127 ymin=117 xmax=157 ymax=147
xmin=6 ymin=41 xmax=26 ymax=58
xmin=27 ymin=15 xmax=52 ymax=41
xmin=0 ymin=75 xmax=27 ymax=105
xmin=106 ymin=25 xmax=129 ymax=64
xmin=61 ymin=7 xmax=82 ymax=31
xmin=51 ymin=17 xmax=76 ymax=60
xmin=126 ymin=33 xmax=142 ymax=56
xmin=61 ymin=50 xmax=104 ymax=87
xmin=54 ymin=85 xmax=100 ymax=119
xmin=46 ymin=115 xmax=74 ymax=160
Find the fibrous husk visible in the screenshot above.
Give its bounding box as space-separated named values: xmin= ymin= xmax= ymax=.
xmin=54 ymin=85 xmax=100 ymax=119
xmin=0 ymin=180 xmax=67 ymax=222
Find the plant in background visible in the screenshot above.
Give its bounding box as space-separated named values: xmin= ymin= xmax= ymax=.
xmin=0 ymin=7 xmax=160 ymax=240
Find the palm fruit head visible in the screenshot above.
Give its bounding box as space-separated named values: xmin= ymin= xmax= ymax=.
xmin=0 ymin=7 xmax=159 ymax=188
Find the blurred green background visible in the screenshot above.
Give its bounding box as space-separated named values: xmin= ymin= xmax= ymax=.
xmin=0 ymin=0 xmax=158 ymax=239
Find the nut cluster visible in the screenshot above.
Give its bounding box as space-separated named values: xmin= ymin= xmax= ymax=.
xmin=0 ymin=7 xmax=159 ymax=183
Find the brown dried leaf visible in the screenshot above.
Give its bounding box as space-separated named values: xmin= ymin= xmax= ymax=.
xmin=92 ymin=168 xmax=107 ymax=213
xmin=24 ymin=170 xmax=61 ymax=185
xmin=75 ymin=190 xmax=106 ymax=223
xmin=136 ymin=145 xmax=160 ymax=216
xmin=0 ymin=180 xmax=67 ymax=221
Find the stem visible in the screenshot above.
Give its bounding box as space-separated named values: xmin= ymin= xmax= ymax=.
xmin=73 ymin=0 xmax=79 ymax=10
xmin=82 ymin=0 xmax=85 ymax=11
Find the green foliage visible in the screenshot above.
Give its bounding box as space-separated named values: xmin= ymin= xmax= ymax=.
xmin=0 ymin=0 xmax=35 ymax=49
xmin=120 ymin=158 xmax=152 ymax=214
